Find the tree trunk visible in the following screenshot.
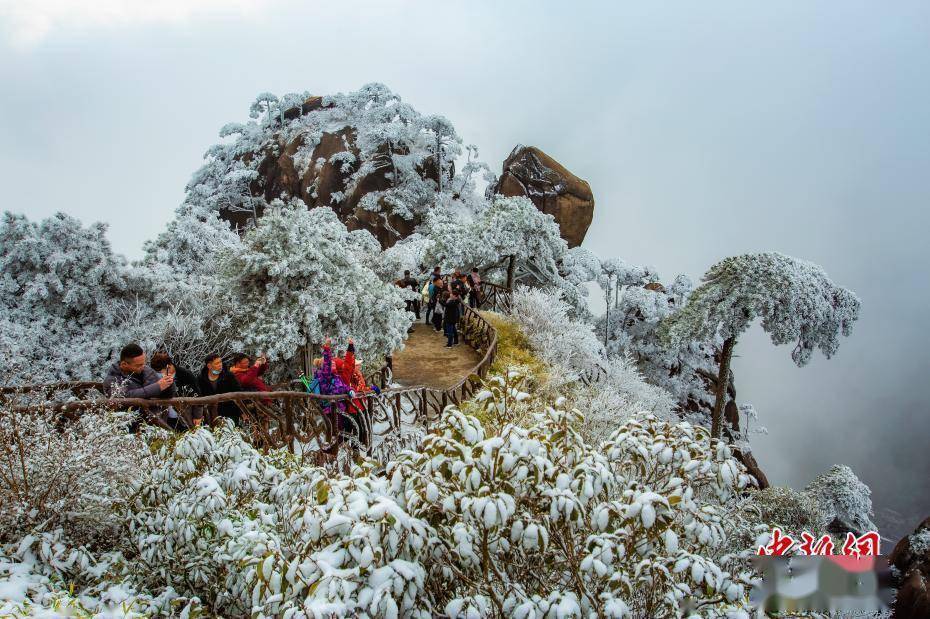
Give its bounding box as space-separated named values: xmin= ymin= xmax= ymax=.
xmin=506 ymin=255 xmax=516 ymax=290
xmin=301 ymin=342 xmax=313 ymax=379
xmin=711 ymin=336 xmax=736 ymax=439
xmin=604 ymin=277 xmax=611 ymax=348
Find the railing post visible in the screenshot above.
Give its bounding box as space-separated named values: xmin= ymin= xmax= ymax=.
xmin=284 ymin=397 xmax=295 ymax=452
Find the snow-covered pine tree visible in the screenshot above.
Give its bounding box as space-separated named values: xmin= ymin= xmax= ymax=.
xmin=0 ymin=212 xmax=131 ymax=382
xmin=659 ymin=252 xmax=861 ymax=438
xmin=121 ymin=206 xmax=243 ymax=369
xmin=479 ymin=195 xmax=567 ymax=289
xmin=219 ymin=200 xmax=410 ymax=367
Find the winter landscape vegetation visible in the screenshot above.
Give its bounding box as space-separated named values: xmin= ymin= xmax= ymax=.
xmin=1 ymin=82 xmax=927 ymax=618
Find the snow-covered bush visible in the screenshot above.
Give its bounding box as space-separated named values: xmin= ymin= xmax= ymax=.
xmin=218 ymin=200 xmax=411 ymax=363
xmin=572 ymin=354 xmax=678 ymax=444
xmin=392 ymin=381 xmax=758 ymax=617
xmin=0 ymin=371 xmax=750 ymax=617
xmin=374 ymin=232 xmax=436 ymax=280
xmin=0 ymin=528 xmax=201 ymax=617
xmin=0 ymin=211 xmax=132 ymax=382
xmin=509 ymin=286 xmax=605 ymax=387
xmin=803 ymin=464 xmax=877 ymax=534
xmin=600 ymin=276 xmax=719 ymax=419
xmin=0 ymin=403 xmax=153 ymax=545
xmin=507 ymin=287 xmax=676 ymax=443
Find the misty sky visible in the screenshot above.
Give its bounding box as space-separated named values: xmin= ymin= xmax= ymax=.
xmin=1 ymin=1 xmax=928 ymax=538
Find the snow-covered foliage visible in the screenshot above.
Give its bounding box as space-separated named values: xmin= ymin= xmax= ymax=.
xmin=659 ymin=252 xmax=861 ymax=367
xmin=0 ymin=403 xmax=152 ymax=545
xmin=479 ymin=196 xmax=567 ymax=278
xmin=391 ymin=388 xmax=757 ymax=617
xmin=185 ymin=83 xmax=474 ymax=227
xmin=0 ymin=212 xmax=131 ymax=382
xmin=420 ymin=195 xmax=571 ymax=288
xmin=374 ymin=232 xmax=436 ymax=281
xmin=571 ymin=354 xmax=678 ymax=444
xmin=507 ymin=287 xmax=677 ymax=443
xmin=509 ymin=287 xmax=605 ymax=386
xmin=124 ymin=206 xmax=242 ymax=369
xmin=0 ymin=528 xmax=202 ymax=617
xmin=0 ymin=368 xmax=764 ymax=617
xmin=909 ymin=529 xmax=930 ymax=556
xmin=602 ymin=278 xmax=720 ymax=418
xmin=219 ymin=199 xmax=411 ymax=362
xmin=803 ymin=464 xmax=877 ymax=534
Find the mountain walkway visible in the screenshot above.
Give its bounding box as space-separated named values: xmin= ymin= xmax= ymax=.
xmin=391 ymin=322 xmax=482 ymax=390
xmin=3 ymin=281 xmax=514 ymax=463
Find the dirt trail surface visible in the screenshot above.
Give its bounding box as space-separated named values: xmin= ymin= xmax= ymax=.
xmin=391 ymin=322 xmax=483 ymax=389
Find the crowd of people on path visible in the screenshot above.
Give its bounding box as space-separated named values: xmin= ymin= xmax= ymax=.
xmin=103 ymin=343 xmax=272 ymax=431
xmin=102 ymin=338 xmax=381 ymax=450
xmin=99 ymin=266 xmax=483 ymax=443
xmin=395 ymin=266 xmax=482 ymax=348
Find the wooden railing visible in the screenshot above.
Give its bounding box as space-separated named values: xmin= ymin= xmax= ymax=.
xmin=4 ymin=296 xmax=508 ymax=463
xmin=477 ymin=281 xmax=513 ymax=313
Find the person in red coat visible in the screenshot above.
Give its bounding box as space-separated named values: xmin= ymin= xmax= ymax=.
xmin=334 ymin=339 xmax=357 ymax=390
xmin=229 ymin=353 xmax=270 ymax=392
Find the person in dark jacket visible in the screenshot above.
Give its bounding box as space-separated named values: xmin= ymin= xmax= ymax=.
xmin=396 ymin=270 xmax=420 ymax=319
xmin=151 ymin=352 xmax=202 ymax=431
xmin=431 ymin=278 xmax=447 ymax=332
xmin=467 ymin=268 xmax=481 ymax=308
xmin=197 ymin=353 xmax=244 ymax=426
xmin=443 ymin=290 xmax=463 ymax=348
xmin=103 ymin=343 xmax=174 ymax=430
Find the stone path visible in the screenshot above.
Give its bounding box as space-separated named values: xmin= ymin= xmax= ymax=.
xmin=391 ymin=321 xmax=482 ymax=390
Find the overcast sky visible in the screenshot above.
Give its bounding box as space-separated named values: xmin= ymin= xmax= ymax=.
xmin=2 ymin=1 xmax=928 ymax=539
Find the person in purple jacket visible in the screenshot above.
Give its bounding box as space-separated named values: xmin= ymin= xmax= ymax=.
xmin=309 ymin=338 xmax=354 ymax=449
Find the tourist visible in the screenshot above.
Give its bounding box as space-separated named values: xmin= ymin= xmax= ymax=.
xmin=450 ymin=268 xmax=466 ymax=296
xmin=150 ymin=352 xmax=202 ymax=430
xmin=431 ymin=277 xmax=446 ymax=332
xmin=340 ymin=340 xmax=381 ymax=449
xmin=468 ymin=268 xmax=482 ymax=308
xmin=421 ymin=278 xmax=433 ymax=325
xmin=397 ymin=270 xmax=421 ymax=319
xmin=198 ymin=353 xmax=244 ymax=426
xmin=150 ymin=352 xmax=199 ymax=395
xmin=103 ymin=343 xmax=174 ymax=430
xmin=443 ymin=289 xmax=463 ymax=348
xmin=307 ymin=339 xmax=353 ymax=448
xmin=229 ymin=352 xmax=270 ymax=392
xmin=334 ymin=338 xmax=358 ymax=387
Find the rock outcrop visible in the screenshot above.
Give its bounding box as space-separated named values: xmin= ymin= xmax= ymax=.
xmin=493 ymin=145 xmax=595 ymax=248
xmin=890 ymin=516 xmax=930 ymax=618
xmin=225 ymin=95 xmax=442 ymax=248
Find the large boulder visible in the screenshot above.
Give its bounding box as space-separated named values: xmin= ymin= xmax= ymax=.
xmin=890 ymin=516 xmax=930 ymax=618
xmin=493 ymin=145 xmax=594 ymax=248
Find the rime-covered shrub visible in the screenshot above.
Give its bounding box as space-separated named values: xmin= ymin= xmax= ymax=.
xmin=803 ymin=464 xmax=877 ymax=534
xmin=97 ymin=374 xmax=760 ymax=618
xmin=507 ymin=288 xmax=676 ymax=443
xmin=218 ymin=200 xmax=411 ymax=363
xmin=0 ymin=528 xmax=201 ymax=617
xmin=0 ymin=211 xmax=132 ymax=382
xmin=0 ymin=404 xmax=153 ymax=545
xmin=392 ymin=383 xmax=758 ymax=617
xmin=746 ymin=486 xmax=825 ymax=536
